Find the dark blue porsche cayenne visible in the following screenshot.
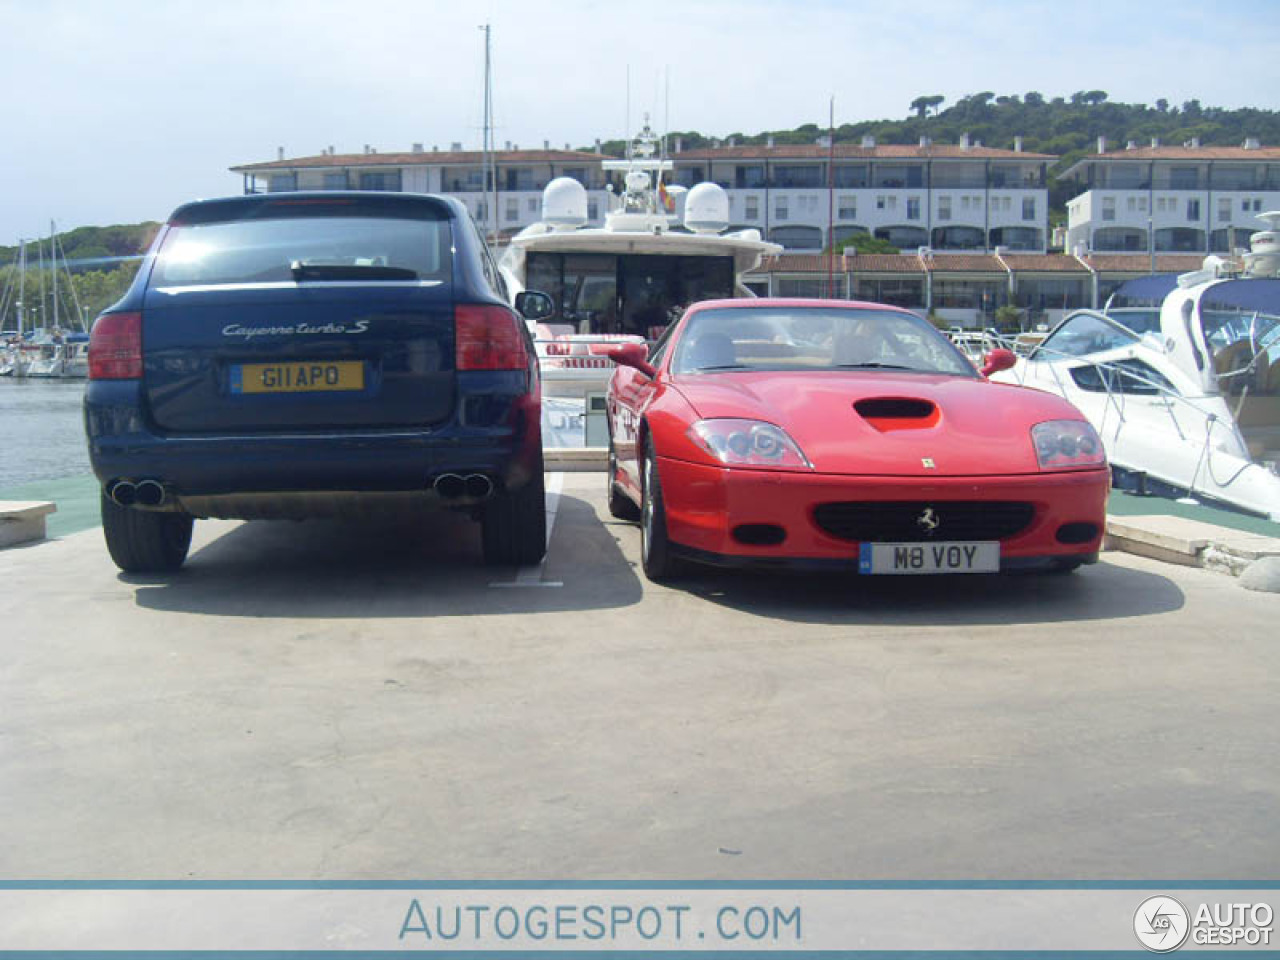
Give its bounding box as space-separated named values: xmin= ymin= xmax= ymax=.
xmin=85 ymin=192 xmax=547 ymax=572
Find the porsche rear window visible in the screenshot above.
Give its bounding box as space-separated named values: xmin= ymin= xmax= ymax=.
xmin=672 ymin=307 xmax=977 ymax=377
xmin=149 ymin=214 xmax=451 ymax=288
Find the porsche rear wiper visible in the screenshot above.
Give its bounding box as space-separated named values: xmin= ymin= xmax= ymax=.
xmin=290 ymin=262 xmax=419 ymax=281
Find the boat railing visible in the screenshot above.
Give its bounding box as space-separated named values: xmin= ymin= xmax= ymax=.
xmin=981 ymin=323 xmax=1267 ymax=486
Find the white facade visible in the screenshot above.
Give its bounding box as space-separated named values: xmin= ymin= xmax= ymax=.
xmin=671 ymin=142 xmax=1053 ymax=253
xmin=1062 ymin=145 xmax=1280 ymax=254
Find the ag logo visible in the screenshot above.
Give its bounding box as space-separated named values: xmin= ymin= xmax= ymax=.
xmin=1134 ymin=896 xmax=1190 ymax=952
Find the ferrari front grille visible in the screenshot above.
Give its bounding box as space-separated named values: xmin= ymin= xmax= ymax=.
xmin=812 ymin=500 xmax=1035 ymax=543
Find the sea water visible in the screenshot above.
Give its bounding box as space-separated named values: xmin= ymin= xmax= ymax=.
xmin=0 ymin=380 xmax=90 ymax=489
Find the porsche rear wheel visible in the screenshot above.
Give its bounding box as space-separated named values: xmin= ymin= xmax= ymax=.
xmin=640 ymin=437 xmax=682 ymax=581
xmin=101 ymin=493 xmax=194 ymax=574
xmin=607 ymin=441 xmax=641 ymax=521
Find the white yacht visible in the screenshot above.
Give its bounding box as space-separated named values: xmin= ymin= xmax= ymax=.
xmin=993 ymin=213 xmax=1280 ymax=520
xmin=497 ymin=123 xmax=781 ymax=415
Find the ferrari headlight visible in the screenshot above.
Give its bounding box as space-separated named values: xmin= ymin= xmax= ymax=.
xmin=689 ymin=419 xmax=813 ymax=470
xmin=1031 ymin=419 xmax=1105 ymax=470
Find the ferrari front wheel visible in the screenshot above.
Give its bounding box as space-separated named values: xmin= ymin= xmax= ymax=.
xmin=640 ymin=437 xmax=682 ymax=581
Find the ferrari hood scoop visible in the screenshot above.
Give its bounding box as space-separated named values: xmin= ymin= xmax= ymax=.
xmin=854 ymin=396 xmax=940 ymax=432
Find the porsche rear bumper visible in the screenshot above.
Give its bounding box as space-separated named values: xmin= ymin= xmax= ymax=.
xmin=656 ymin=456 xmax=1109 ymax=567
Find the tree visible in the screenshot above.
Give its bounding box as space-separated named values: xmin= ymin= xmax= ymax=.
xmin=1156 ymin=98 xmax=1169 ymax=113
xmin=909 ymin=94 xmax=945 ymax=118
xmin=1081 ymin=90 xmax=1108 ymax=106
xmin=1024 ymin=91 xmax=1045 ymax=107
xmin=830 ymin=233 xmax=899 ymax=255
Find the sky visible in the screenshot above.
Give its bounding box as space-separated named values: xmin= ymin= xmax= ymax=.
xmin=2 ymin=0 xmax=1278 ymax=243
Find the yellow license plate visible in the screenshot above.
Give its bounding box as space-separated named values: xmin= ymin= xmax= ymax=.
xmin=231 ymin=361 xmax=365 ymax=394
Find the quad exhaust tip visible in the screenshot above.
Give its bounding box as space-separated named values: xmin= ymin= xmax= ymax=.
xmin=108 ymin=479 xmax=168 ymax=507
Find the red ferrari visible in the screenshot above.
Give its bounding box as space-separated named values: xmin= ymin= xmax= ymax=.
xmin=605 ymin=299 xmax=1109 ymax=581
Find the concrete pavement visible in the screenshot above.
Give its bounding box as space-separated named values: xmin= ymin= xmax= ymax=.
xmin=1 ymin=473 xmax=1276 ymax=880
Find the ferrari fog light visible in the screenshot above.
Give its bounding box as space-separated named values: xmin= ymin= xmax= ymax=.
xmin=689 ymin=419 xmax=813 ymax=470
xmin=1032 ymin=420 xmax=1105 ymax=470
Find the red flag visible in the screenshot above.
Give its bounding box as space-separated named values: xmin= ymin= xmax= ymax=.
xmin=658 ymin=179 xmax=674 ymax=213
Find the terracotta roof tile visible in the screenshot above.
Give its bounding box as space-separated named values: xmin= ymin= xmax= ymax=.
xmin=920 ymin=253 xmax=1005 ymax=272
xmin=231 ymin=149 xmax=613 ymax=173
xmin=1087 ymin=145 xmax=1280 ymax=161
xmin=999 ymin=254 xmax=1089 ymax=273
xmin=1081 ymin=253 xmax=1210 ymax=272
xmin=676 ymin=143 xmax=1054 ymax=161
xmin=847 ymin=254 xmax=926 ymax=273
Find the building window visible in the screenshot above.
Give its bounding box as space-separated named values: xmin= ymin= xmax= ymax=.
xmin=1187 ymin=198 xmax=1201 ymax=221
xmin=775 ymin=196 xmax=789 ymax=221
xmin=357 ymin=171 xmax=401 ymax=191
xmin=323 ymin=172 xmax=347 ymax=190
xmin=1022 ymin=197 xmax=1036 ymax=220
xmin=938 ymin=196 xmax=951 ymax=221
xmin=475 ymin=201 xmax=487 ymax=221
xmin=562 ymin=167 xmax=587 ymax=185
xmin=268 ymin=174 xmax=297 ymax=193
xmin=961 ymin=196 xmax=971 ymax=210
xmin=527 ymin=198 xmax=538 ymax=213
xmin=505 ymin=198 xmax=518 ymax=222
xmin=838 ymin=196 xmax=856 ymax=219
xmin=1254 ymin=199 xmax=1263 ymax=212
xmin=907 ymin=197 xmax=920 ymax=220
xmin=1138 ymin=197 xmax=1148 ymax=212
xmin=1218 ymin=198 xmax=1231 ymax=222
xmin=876 ymin=195 xmax=886 ymax=210
xmin=746 ymin=196 xmax=760 ymax=220
xmin=587 ymin=200 xmax=599 ymax=220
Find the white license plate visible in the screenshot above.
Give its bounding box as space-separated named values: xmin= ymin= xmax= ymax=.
xmin=859 ymin=541 xmax=999 ymax=575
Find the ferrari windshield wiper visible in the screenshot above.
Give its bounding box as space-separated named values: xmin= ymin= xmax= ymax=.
xmin=694 ymin=364 xmax=750 ymax=372
xmin=833 ymin=361 xmax=917 ymax=371
xmin=290 ymin=262 xmax=419 ymax=281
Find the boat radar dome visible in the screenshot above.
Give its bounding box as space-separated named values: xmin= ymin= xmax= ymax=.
xmin=684 ymin=182 xmax=730 ymax=234
xmin=542 ymin=177 xmax=588 ymax=231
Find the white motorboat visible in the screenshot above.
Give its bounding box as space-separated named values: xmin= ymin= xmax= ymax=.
xmin=498 ymin=123 xmax=781 ymax=408
xmin=993 ymin=212 xmax=1280 ymax=520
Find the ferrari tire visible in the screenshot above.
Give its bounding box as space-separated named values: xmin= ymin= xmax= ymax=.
xmin=607 ymin=441 xmax=641 ymax=521
xmin=100 ymin=493 xmax=194 ymax=573
xmin=640 ymin=437 xmax=683 ymax=581
xmin=482 ymin=458 xmax=547 ymax=566
xmin=1048 ymin=557 xmax=1084 ymax=574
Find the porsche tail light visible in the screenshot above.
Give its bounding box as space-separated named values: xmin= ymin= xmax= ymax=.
xmin=456 ymin=304 xmax=529 ymax=371
xmin=688 ymin=419 xmax=813 ymax=470
xmin=1032 ymin=420 xmax=1105 ymax=470
xmin=88 ymin=312 xmax=143 ymax=380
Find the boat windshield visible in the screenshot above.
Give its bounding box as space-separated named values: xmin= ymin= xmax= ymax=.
xmin=671 ymin=306 xmax=977 ymax=377
xmin=1199 ymin=280 xmax=1280 ymax=397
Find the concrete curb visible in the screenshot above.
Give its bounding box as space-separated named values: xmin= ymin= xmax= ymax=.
xmin=0 ymin=500 xmax=58 ymax=548
xmin=1106 ymin=514 xmax=1280 ymax=588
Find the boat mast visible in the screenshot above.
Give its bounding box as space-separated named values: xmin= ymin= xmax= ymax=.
xmin=826 ymin=96 xmax=835 ymax=299
xmin=50 ymin=221 xmax=58 ymax=332
xmin=17 ymin=239 xmax=25 ymax=337
xmin=480 ymin=23 xmax=496 ymax=244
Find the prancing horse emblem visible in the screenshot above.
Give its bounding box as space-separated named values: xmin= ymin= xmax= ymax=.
xmin=917 ymin=508 xmax=941 ymax=534
xmin=922 ymin=458 xmax=936 ymax=469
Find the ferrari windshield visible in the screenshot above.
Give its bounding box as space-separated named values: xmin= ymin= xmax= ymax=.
xmin=671 ymin=306 xmax=978 ymax=377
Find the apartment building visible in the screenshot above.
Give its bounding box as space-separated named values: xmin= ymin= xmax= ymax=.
xmin=1063 ymin=138 xmax=1280 ymax=254
xmin=230 ymin=134 xmax=1052 ymax=253
xmin=670 ymin=134 xmax=1054 ymax=252
xmin=230 ymin=143 xmax=613 ymax=237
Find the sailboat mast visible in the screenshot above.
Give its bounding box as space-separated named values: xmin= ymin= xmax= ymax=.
xmin=50 ymin=220 xmax=58 ymax=332
xmin=481 ymin=23 xmax=496 ymax=244
xmin=17 ymin=239 xmax=26 ymax=337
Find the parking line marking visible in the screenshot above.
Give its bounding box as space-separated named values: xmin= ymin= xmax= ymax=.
xmin=489 ymin=471 xmax=564 ymax=588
